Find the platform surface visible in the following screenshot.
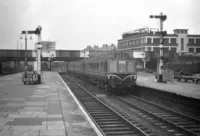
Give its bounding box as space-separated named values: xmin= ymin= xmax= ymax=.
xmin=137 ymin=72 xmax=200 ymax=99
xmin=0 ymin=72 xmax=99 ymax=136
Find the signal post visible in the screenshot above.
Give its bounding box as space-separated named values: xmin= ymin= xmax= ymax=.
xmin=21 ymin=25 xmax=42 ymax=84
xmin=150 ymin=12 xmax=167 ymax=82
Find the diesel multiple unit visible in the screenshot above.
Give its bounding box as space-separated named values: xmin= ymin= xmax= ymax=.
xmin=67 ymin=52 xmax=137 ymax=93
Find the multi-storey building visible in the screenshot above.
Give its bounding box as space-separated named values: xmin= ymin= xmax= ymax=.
xmin=117 ymin=27 xmax=200 ymax=69
xmin=118 ymin=27 xmax=200 ymax=54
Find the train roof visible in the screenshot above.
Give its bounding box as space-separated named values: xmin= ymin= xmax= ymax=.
xmin=85 ymin=52 xmax=133 ymax=63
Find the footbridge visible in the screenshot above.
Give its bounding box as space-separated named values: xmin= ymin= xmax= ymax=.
xmin=0 ymin=50 xmax=84 ymax=61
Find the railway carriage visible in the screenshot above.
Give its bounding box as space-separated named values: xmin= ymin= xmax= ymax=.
xmin=67 ymin=52 xmax=137 ymax=93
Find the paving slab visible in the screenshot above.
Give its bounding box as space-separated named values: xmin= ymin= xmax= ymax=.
xmin=137 ymin=72 xmax=200 ymax=99
xmin=0 ymin=72 xmax=100 ymax=136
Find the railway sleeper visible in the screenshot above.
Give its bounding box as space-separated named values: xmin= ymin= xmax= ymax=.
xmin=95 ymin=118 xmax=120 ymax=121
xmin=89 ymin=112 xmax=113 ymax=115
xmin=90 ymin=113 xmax=114 ymax=116
xmin=175 ymin=122 xmax=195 ymax=125
xmin=186 ymin=128 xmax=200 ymax=132
xmin=102 ymin=127 xmax=133 ymax=131
xmin=161 ymin=116 xmax=182 ymax=119
xmin=87 ymin=110 xmax=109 ymax=113
xmin=89 ymin=110 xmax=110 ymax=113
xmin=99 ymin=124 xmax=127 ymax=128
xmin=183 ymin=125 xmax=200 ymax=129
xmin=104 ymin=130 xmax=137 ymax=135
xmin=93 ymin=116 xmax=117 ymax=119
xmin=97 ymin=121 xmax=124 ymax=125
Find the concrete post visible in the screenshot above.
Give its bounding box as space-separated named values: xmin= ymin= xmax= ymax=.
xmin=0 ymin=63 xmax=2 ymax=74
xmin=36 ymin=25 xmax=42 ymax=83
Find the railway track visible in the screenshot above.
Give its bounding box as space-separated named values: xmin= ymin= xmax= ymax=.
xmin=60 ymin=73 xmax=152 ymax=136
xmin=114 ymin=95 xmax=200 ymax=136
xmin=159 ymin=96 xmax=200 ymax=113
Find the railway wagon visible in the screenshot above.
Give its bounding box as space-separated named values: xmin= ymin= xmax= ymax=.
xmin=165 ymin=61 xmax=200 ymax=75
xmin=67 ymin=52 xmax=137 ymax=93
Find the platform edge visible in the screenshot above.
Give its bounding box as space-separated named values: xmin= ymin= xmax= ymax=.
xmin=57 ymin=72 xmax=103 ymax=136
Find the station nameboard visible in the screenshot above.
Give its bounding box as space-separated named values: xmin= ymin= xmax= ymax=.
xmin=133 ymin=51 xmax=145 ymax=58
xmin=41 ymin=41 xmax=56 ymax=58
xmin=41 ymin=41 xmax=56 ymax=51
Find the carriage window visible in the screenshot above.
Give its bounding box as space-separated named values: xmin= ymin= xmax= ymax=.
xmin=104 ymin=62 xmax=108 ymax=72
xmin=127 ymin=61 xmax=135 ymax=72
xmin=118 ymin=61 xmax=126 ymax=72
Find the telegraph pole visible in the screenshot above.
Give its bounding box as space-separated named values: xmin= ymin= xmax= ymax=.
xmin=150 ymin=12 xmax=167 ymax=82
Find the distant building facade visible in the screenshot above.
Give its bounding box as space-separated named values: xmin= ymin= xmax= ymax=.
xmin=83 ymin=44 xmax=117 ymax=58
xmin=117 ymin=27 xmax=200 ymax=69
xmin=117 ymin=27 xmax=200 ymax=55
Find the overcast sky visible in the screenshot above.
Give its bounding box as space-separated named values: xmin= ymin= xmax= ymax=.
xmin=0 ymin=0 xmax=200 ymax=50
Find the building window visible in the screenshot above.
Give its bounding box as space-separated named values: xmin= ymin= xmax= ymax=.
xmin=188 ymin=48 xmax=194 ymax=53
xmin=171 ymin=38 xmax=177 ymax=44
xmin=129 ymin=41 xmax=131 ymax=46
xmin=196 ymin=48 xmax=200 ymax=53
xmin=118 ymin=44 xmax=120 ymax=49
xmin=147 ymin=38 xmax=151 ymax=44
xmin=153 ymin=47 xmax=159 ymax=52
xmin=140 ymin=39 xmax=143 ymax=44
xmin=120 ymin=44 xmax=122 ymax=48
xmin=196 ymin=39 xmax=200 ymax=44
xmin=188 ymin=38 xmax=194 ymax=44
xmin=171 ymin=47 xmax=177 ymax=52
xmin=136 ymin=40 xmax=139 ymax=45
xmin=181 ymin=38 xmax=184 ymax=51
xmin=153 ymin=38 xmax=160 ymax=44
xmin=147 ymin=47 xmax=151 ymax=51
xmin=141 ymin=38 xmax=145 ymax=44
xmin=163 ymin=38 xmax=169 ymax=44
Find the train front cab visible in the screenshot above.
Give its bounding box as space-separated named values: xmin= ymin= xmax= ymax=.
xmin=107 ymin=57 xmax=137 ymax=93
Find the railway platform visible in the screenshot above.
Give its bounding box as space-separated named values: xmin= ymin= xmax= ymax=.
xmin=136 ymin=72 xmax=200 ymax=99
xmin=0 ymin=72 xmax=100 ymax=136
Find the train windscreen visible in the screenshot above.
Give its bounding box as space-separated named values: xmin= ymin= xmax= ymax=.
xmin=118 ymin=61 xmax=126 ymax=72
